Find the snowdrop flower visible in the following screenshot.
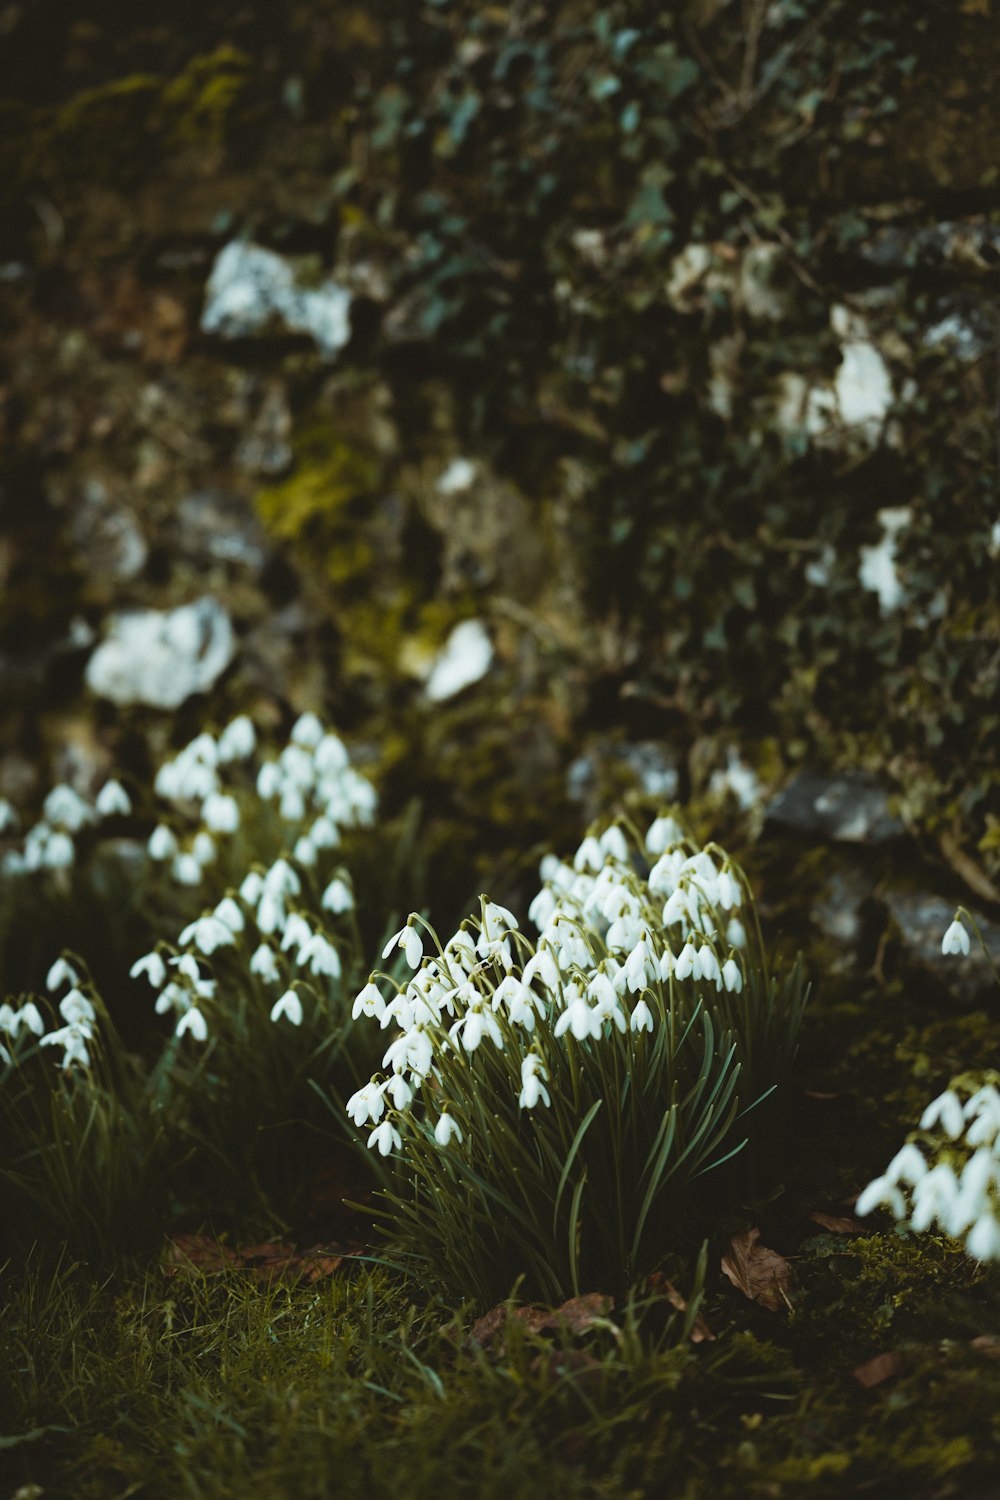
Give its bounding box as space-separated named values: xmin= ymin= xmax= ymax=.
xmin=528 ymin=886 xmax=557 ymax=930
xmin=314 ymin=733 xmax=349 ymax=774
xmin=212 ymin=897 xmax=244 ymax=934
xmin=202 ymin=793 xmax=240 ymax=834
xmin=518 ymin=1053 xmax=551 ymax=1110
xmin=95 ymin=779 xmax=132 ymax=818
xmin=44 ymin=784 xmax=93 ymax=832
xmin=59 ymin=989 xmax=96 ymax=1027
xmin=453 ymin=1005 xmax=503 ymax=1053
xmin=630 ymin=997 xmax=654 ymax=1033
xmin=192 ymin=832 xmax=217 ymax=866
xmin=658 ymin=947 xmax=675 ymax=981
xmin=674 ymin=941 xmax=698 ymax=982
xmin=353 ymin=981 xmax=387 ymax=1021
xmin=256 ymin=890 xmax=285 ymax=935
xmin=309 ymin=816 xmax=340 ymax=850
xmin=293 ymin=836 xmax=318 ymax=867
xmin=383 ymin=1071 xmax=413 ymax=1110
xmin=885 ymin=1143 xmax=928 ymax=1186
xmin=855 ymin=1174 xmax=906 ymax=1220
xmin=128 ymin=951 xmax=166 ymax=988
xmin=696 ymin=945 xmax=722 ymax=988
xmin=661 ymin=887 xmax=690 ymax=926
xmin=383 ymin=923 xmax=424 ymax=970
xmin=726 ymin=917 xmax=747 ymax=949
xmin=43 ymin=832 xmax=75 ymax=870
xmin=434 ymin=1112 xmax=463 ymax=1147
xmin=347 ymin=1081 xmax=385 ymax=1127
xmin=600 ymin=825 xmax=629 ymax=863
xmin=148 ymin=824 xmax=178 ymax=861
xmin=280 ymin=746 xmax=315 ymax=789
xmin=554 ymin=996 xmax=602 ymax=1041
xmin=12 ymin=1001 xmax=45 ymax=1038
xmin=280 ymin=787 xmax=308 ymax=824
xmin=646 ymin=815 xmax=682 ymax=855
xmin=624 ymin=937 xmax=656 ymax=993
xmin=270 ymin=989 xmax=303 ymax=1025
xmin=941 ymin=917 xmax=970 ymax=957
xmin=523 ymin=945 xmax=560 ymax=993
xmin=265 ymin=859 xmax=301 ymax=899
xmin=256 ymin=762 xmax=282 ymax=799
xmin=291 ymin=712 xmax=325 ymax=748
xmin=280 ymin=912 xmax=314 ymax=954
xmin=299 ymin=933 xmax=341 ymax=979
xmin=910 ymin=1162 xmax=960 ymax=1232
xmin=321 ymin=877 xmax=354 ymax=914
xmin=175 ymin=1007 xmax=209 ymax=1042
xmin=179 ymin=916 xmax=235 ymax=956
xmin=249 ymin=944 xmax=281 ymax=983
xmin=574 ymin=835 xmax=603 ymax=873
xmin=964 ymin=1087 xmax=1000 ymax=1148
xmin=0 ymin=797 xmax=18 ymax=833
xmin=717 ymin=869 xmax=740 ymax=911
xmin=721 ymin=957 xmax=743 ymax=993
xmin=46 ymin=957 xmax=80 ymax=992
xmin=217 ymin=715 xmax=256 ymax=763
xmin=966 ymin=1214 xmax=1000 ymax=1261
xmin=368 ymin=1120 xmax=402 ymax=1157
xmin=920 ymin=1089 xmax=966 ymax=1140
xmin=41 ymin=1023 xmax=92 ymax=1068
xmin=240 ymin=871 xmax=264 ymax=904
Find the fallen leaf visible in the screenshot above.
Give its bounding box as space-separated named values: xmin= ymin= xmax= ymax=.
xmin=163 ymin=1234 xmax=239 ymax=1276
xmin=720 ymin=1229 xmax=794 ymax=1312
xmin=970 ymin=1334 xmax=1000 ymax=1359
xmin=645 ymin=1272 xmax=715 ymax=1342
xmin=809 ymin=1211 xmax=867 ymax=1235
xmin=853 ymin=1350 xmax=906 ymax=1387
xmin=469 ymin=1303 xmax=508 ymax=1348
xmin=470 ymin=1293 xmax=614 ymax=1349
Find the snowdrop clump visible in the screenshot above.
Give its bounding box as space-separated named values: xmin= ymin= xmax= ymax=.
xmin=0 ymin=957 xmax=100 ymax=1071
xmin=0 ymin=779 xmax=132 ymax=876
xmin=857 ymin=911 xmax=1000 ymax=1260
xmin=345 ymin=814 xmax=807 ymax=1303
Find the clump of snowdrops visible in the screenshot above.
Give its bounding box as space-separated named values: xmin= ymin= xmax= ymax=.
xmin=346 ymin=815 xmax=808 ymax=1305
xmin=0 ymin=713 xmax=385 ymax=1253
xmin=858 ymin=909 xmax=1000 ymax=1261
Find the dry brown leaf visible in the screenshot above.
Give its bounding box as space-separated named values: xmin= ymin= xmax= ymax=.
xmin=163 ymin=1233 xmax=239 ymax=1276
xmin=970 ymin=1334 xmax=1000 ymax=1359
xmin=720 ymin=1229 xmax=794 ymax=1312
xmin=470 ymin=1293 xmax=614 ymax=1349
xmin=853 ymin=1351 xmax=906 ymax=1388
xmin=809 ymin=1211 xmax=867 ymax=1236
xmin=163 ymin=1234 xmax=347 ymax=1284
xmin=646 ymin=1272 xmax=716 ymax=1342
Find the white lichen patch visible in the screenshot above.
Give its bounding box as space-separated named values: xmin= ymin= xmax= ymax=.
xmin=85 ymin=597 xmax=236 ymax=709
xmin=201 ymin=241 xmax=352 ymax=359
xmin=424 ymin=620 xmax=493 ymax=702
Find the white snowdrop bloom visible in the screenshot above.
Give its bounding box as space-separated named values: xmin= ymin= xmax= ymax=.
xmin=280 ymin=787 xmax=307 ymax=823
xmin=574 ymin=835 xmax=603 ymax=873
xmin=455 ymin=1005 xmax=504 ymax=1053
xmin=697 ymin=945 xmax=722 ymax=987
xmin=910 ymin=1162 xmax=961 ymax=1232
xmin=855 ymin=1174 xmax=906 ymax=1220
xmin=716 ymin=869 xmax=739 ymax=911
xmin=321 ymin=877 xmax=354 ymax=914
xmin=314 ymin=733 xmax=349 ymax=775
xmin=539 ymin=852 xmax=560 ymax=882
xmin=658 ymin=948 xmax=675 ymax=981
xmin=309 ymin=816 xmax=340 ymax=850
xmin=300 ymin=933 xmax=341 ymax=979
xmin=661 ymin=887 xmax=690 ymax=926
xmin=214 ymin=897 xmax=245 ymax=934
xmin=623 ymin=938 xmax=656 ymax=993
xmin=554 ymin=996 xmax=602 ymax=1041
xmin=482 ymin=900 xmax=519 ymax=941
xmin=606 ymin=912 xmax=642 ymax=954
xmin=352 ymin=981 xmax=387 ymax=1022
xmin=941 ymin=918 xmax=970 ymax=957
xmin=217 ymin=715 xmax=256 ymax=763
xmin=58 ymin=988 xmax=96 ymax=1027
xmin=649 ymin=850 xmax=684 ymax=895
xmin=280 ymin=743 xmax=316 ymax=790
xmin=256 ymin=890 xmax=285 ymax=935
xmin=185 ymin=733 xmax=219 ymax=767
xmin=280 ymin=913 xmax=313 ymax=954
xmin=41 ymin=1023 xmax=92 ymax=1069
xmin=192 ymin=832 xmax=217 ymax=866
xmin=202 ymin=793 xmax=240 ymax=834
xmin=256 ymin=762 xmax=281 ymax=799
xmin=44 ymin=784 xmax=94 ymax=833
xmin=154 ymin=761 xmax=184 ymax=800
xmin=523 ymin=945 xmax=560 ymax=993
xmin=0 ymin=1003 xmax=17 ymax=1036
xmin=674 ymin=941 xmax=698 ymax=982
xmin=587 ymin=970 xmax=618 ymax=1010
xmin=174 ymin=758 xmax=218 ymax=803
xmin=130 ymin=951 xmax=166 ymax=988
xmin=341 ymin=770 xmax=377 ymax=825
xmin=630 ymin=998 xmax=654 ymax=1034
xmin=240 ymin=871 xmax=264 ymax=905
xmin=885 ymin=1143 xmax=928 ymax=1186
xmin=966 ymin=1213 xmax=1000 ymax=1261
xmin=179 ymin=916 xmax=235 ymax=956
xmin=434 ymin=1111 xmax=463 ymax=1147
xmin=383 ymin=923 xmax=424 ymax=970
xmin=14 ymin=1001 xmax=45 ymax=1038
xmin=726 ymin=917 xmax=747 ymax=949
xmin=148 ymin=824 xmax=178 ymax=861
xmin=551 ymin=923 xmax=592 ymax=971
xmin=22 ymin=822 xmax=51 ymax=872
xmin=265 ymin=859 xmax=302 ymax=899
xmin=2 ymin=849 xmax=26 ymax=876
xmin=155 ymin=982 xmax=189 ymax=1016
xmin=964 ymin=1087 xmax=1000 ymax=1147
xmin=347 ymin=1081 xmax=386 ymax=1128
xmin=293 ymin=835 xmax=318 ymax=867
xmin=43 ymin=832 xmax=75 ymax=870
xmin=368 ymin=1120 xmax=402 ymax=1156
xmin=646 ymin=815 xmax=683 ymax=855
xmin=721 ymin=957 xmax=743 ymax=994
xmin=175 ymin=1007 xmax=209 ymax=1042
xmin=382 ymin=1071 xmax=413 ymax=1111
xmin=46 ymin=957 xmax=80 ymax=992
xmin=172 ymin=954 xmax=204 ymax=985
xmin=291 ymin=712 xmax=325 ymax=749
xmin=599 ymin=825 xmax=629 ymax=863
xmin=0 ymin=797 xmax=19 ymax=833
xmin=920 ymin=1089 xmax=966 ymax=1140
xmin=95 ymin=780 xmax=132 ymax=818
xmin=270 ymin=989 xmax=304 ymax=1026
xmin=519 ymin=1053 xmax=551 ymax=1110
xmin=249 ymin=944 xmax=281 ymax=983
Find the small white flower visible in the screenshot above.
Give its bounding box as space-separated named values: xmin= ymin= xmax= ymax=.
xmin=646 ymin=815 xmax=682 ymax=855
xmin=280 ymin=912 xmax=313 ymax=954
xmin=10 ymin=1001 xmax=45 ymax=1038
xmin=623 ymin=938 xmax=655 ymax=993
xmin=630 ymin=998 xmax=654 ymax=1033
xmin=941 ymin=917 xmax=970 ymax=957
xmin=214 ymin=897 xmax=245 ymax=934
xmin=240 ymin=871 xmax=264 ymax=904
xmin=95 ymin=779 xmax=132 ymax=818
xmin=293 ymin=836 xmax=318 ymax=867
xmin=270 ymin=990 xmax=303 ymax=1025
xmin=202 ymin=793 xmax=241 ymax=834
xmin=179 ymin=915 xmax=236 ymax=956
xmin=43 ymin=832 xmax=75 ymax=869
xmin=347 ymin=1081 xmax=385 ymax=1127
xmin=920 ymin=1089 xmax=965 ymax=1140
xmin=257 ymin=762 xmax=281 ymax=799
xmin=554 ymin=997 xmax=601 ymax=1041
xmin=717 ymin=869 xmax=739 ymax=911
xmin=434 ymin=1112 xmax=463 ymax=1147
xmin=353 ymin=981 xmax=387 ymax=1021
xmin=383 ymin=923 xmax=424 ymax=970
xmin=148 ymin=824 xmax=178 ymax=861
xmin=299 ymin=933 xmax=342 ymax=979
xmin=528 ymin=887 xmax=557 ymax=930
xmin=314 ymin=734 xmax=349 ymax=774
xmin=192 ymin=832 xmax=217 ymax=866
xmin=384 ymin=1072 xmax=413 ymax=1110
xmin=44 ymin=784 xmax=93 ymax=832
xmin=322 ymin=877 xmax=354 ymax=914
xmin=674 ymin=941 xmax=698 ymax=982
xmin=855 ymin=1174 xmax=906 ymax=1220
xmin=0 ymin=797 xmax=19 ymax=833
xmin=217 ymin=715 xmax=256 ymax=763
xmin=574 ymin=835 xmax=603 ymax=873
xmin=726 ymin=917 xmax=747 ymax=949
xmin=59 ymin=989 xmax=96 ymax=1027
xmin=368 ymin=1120 xmax=402 ymax=1156
xmin=256 ymin=890 xmax=285 ymax=935
xmin=658 ymin=948 xmax=675 ymax=981
xmin=721 ymin=957 xmax=743 ymax=994
xmin=129 ymin=951 xmax=166 ymax=988
xmin=265 ymin=859 xmax=301 ymax=898
xmin=661 ymin=888 xmax=689 ymax=926
xmin=519 ymin=1053 xmax=551 ymax=1110
xmin=280 ymin=787 xmax=307 ymax=823
xmin=599 ymin=825 xmax=629 ymax=863
xmin=966 ymin=1213 xmax=1000 ymax=1261
xmin=175 ymin=1007 xmax=209 ymax=1042
xmin=46 ymin=957 xmax=80 ymax=992
xmin=910 ymin=1162 xmax=960 ymax=1232
xmin=249 ymin=944 xmax=281 ymax=983
xmin=291 ymin=712 xmax=325 ymax=748
xmin=886 ymin=1143 xmax=928 ymax=1186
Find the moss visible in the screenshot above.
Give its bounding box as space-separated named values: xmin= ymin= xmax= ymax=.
xmin=160 ymin=47 xmax=253 ymax=150
xmin=257 ymin=427 xmax=381 ymax=584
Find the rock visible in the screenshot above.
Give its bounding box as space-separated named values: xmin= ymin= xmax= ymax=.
xmin=812 ymin=865 xmax=878 ymax=973
xmin=566 ymin=740 xmax=679 ymax=822
xmin=71 ymin=478 xmax=148 ymax=584
xmin=766 ymin=770 xmax=905 ymax=845
xmin=176 ymin=489 xmax=269 ymax=570
xmin=201 ymin=241 xmax=352 ymax=359
xmin=232 ymin=383 xmax=293 ymax=477
xmin=425 ymin=620 xmax=493 ymax=702
xmin=774 ymin=305 xmax=893 ymax=451
xmin=85 ymin=597 xmax=236 ymax=708
xmin=881 ymin=888 xmax=1000 ymax=1005
xmin=923 ymin=296 xmax=996 ymax=362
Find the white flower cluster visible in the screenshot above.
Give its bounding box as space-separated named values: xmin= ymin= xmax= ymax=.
xmin=857 ymin=911 xmax=1000 ymax=1260
xmin=857 ymin=1080 xmax=1000 ymax=1261
xmin=347 ymin=815 xmax=751 ymax=1155
xmin=0 ymin=780 xmax=132 ymax=876
xmin=0 ymin=958 xmax=97 ymax=1070
xmin=148 ymin=712 xmax=375 ymax=887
